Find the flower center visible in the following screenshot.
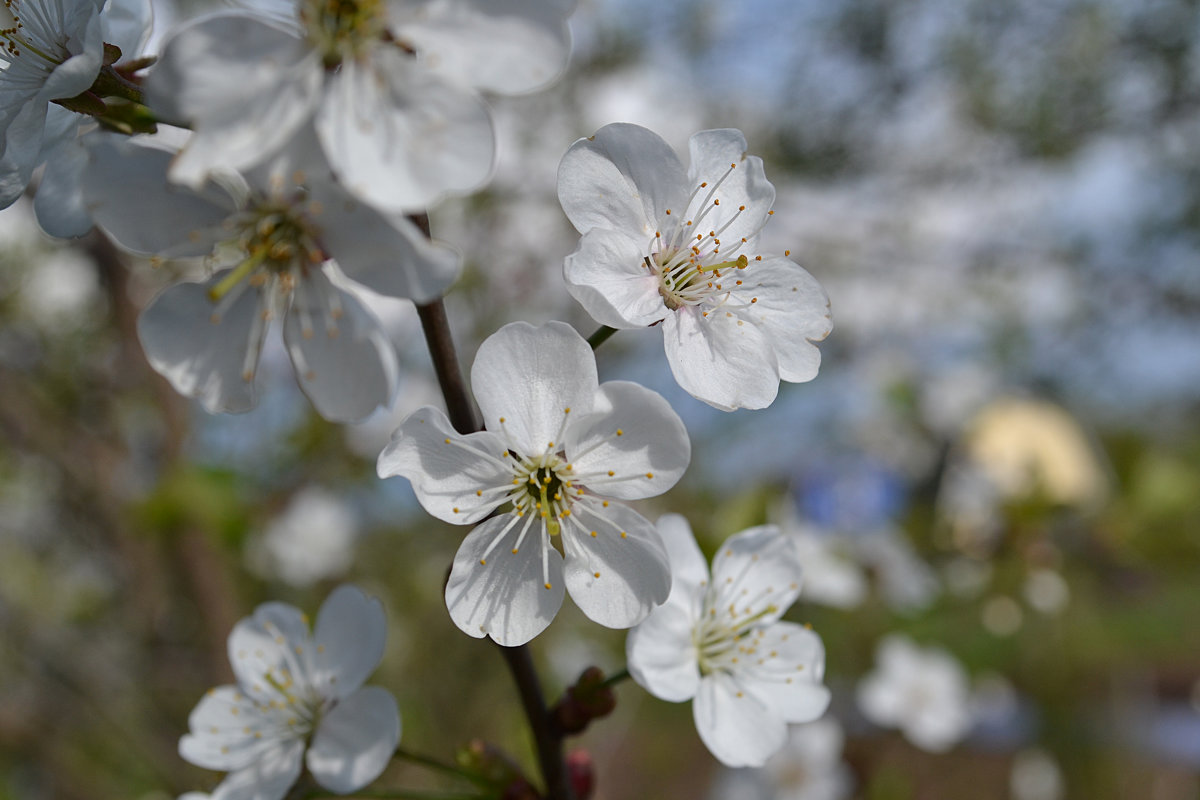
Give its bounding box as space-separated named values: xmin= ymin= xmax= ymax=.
xmin=1 ymin=1 xmax=70 ymax=70
xmin=300 ymin=0 xmax=389 ymax=67
xmin=693 ymin=597 xmax=779 ymax=676
xmin=506 ymin=451 xmax=576 ymax=537
xmin=652 ymin=251 xmax=748 ymax=311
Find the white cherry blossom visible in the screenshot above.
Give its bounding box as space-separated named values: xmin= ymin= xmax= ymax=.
xmin=856 ymin=634 xmax=973 ymax=753
xmin=377 ymin=320 xmax=690 ymax=646
xmin=1 ymin=0 xmax=152 ymax=228
xmin=627 ymin=514 xmax=830 ymax=767
xmin=179 ymin=585 xmax=400 ymax=800
xmin=558 ymin=123 xmax=832 ymax=411
xmin=81 ymin=132 xmax=460 ymax=421
xmin=146 ymin=0 xmax=575 ymax=213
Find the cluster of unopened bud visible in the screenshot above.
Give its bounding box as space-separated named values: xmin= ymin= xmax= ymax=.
xmin=551 ymin=666 xmax=617 ymax=736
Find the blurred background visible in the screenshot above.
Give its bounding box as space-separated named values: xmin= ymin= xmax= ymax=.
xmin=2 ymin=0 xmax=1199 ymax=798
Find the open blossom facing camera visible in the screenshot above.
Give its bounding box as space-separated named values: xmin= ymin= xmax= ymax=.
xmin=146 ymin=0 xmax=575 ymax=212
xmin=377 ymin=321 xmax=691 ymax=646
xmin=82 ymin=132 xmax=460 ymax=421
xmin=180 ymin=585 xmax=400 ymax=800
xmin=558 ymin=123 xmax=832 ymax=411
xmin=627 ymin=515 xmax=830 ymax=767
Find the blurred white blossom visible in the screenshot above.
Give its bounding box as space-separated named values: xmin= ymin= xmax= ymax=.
xmin=857 ymin=634 xmax=972 ymax=753
xmin=246 ymin=487 xmax=358 ymax=588
xmin=179 ymin=585 xmax=400 ymax=800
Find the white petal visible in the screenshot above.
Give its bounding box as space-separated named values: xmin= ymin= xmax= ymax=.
xmin=313 ymin=191 xmax=461 ymax=303
xmin=563 ymin=228 xmax=665 ymax=328
xmin=147 ymin=14 xmax=322 ymax=184
xmin=375 ymin=406 xmax=511 ymax=524
xmin=445 ymin=515 xmax=565 ymax=646
xmin=102 ymin=0 xmax=154 ymax=57
xmin=0 ymin=103 xmax=50 ymax=206
xmin=317 ymin=51 xmax=494 ymax=213
xmin=661 ymin=305 xmax=779 ymax=411
xmin=33 ymin=136 xmax=91 ymax=238
xmin=560 ymin=500 xmax=670 ymax=629
xmin=694 ymin=673 xmax=788 ymax=768
xmin=626 ymin=602 xmax=700 ymax=702
xmin=471 ymin=321 xmax=597 ymax=455
xmin=136 ymin=274 xmax=264 ymax=414
xmin=557 ymin=122 xmax=687 ymax=236
xmin=685 ymin=129 xmax=775 ymax=246
xmin=742 ymin=622 xmax=830 ymax=724
xmin=307 ymin=686 xmax=400 ymax=793
xmin=729 ymin=256 xmax=831 ymax=383
xmin=207 ymin=740 xmax=305 ymax=800
xmin=282 ymin=273 xmax=398 ymax=423
xmin=179 ymin=686 xmax=279 ymax=771
xmin=227 ymin=602 xmax=311 ymax=701
xmin=310 ymin=585 xmax=387 ymax=700
xmin=710 ymin=526 xmax=804 ymax=625
xmin=391 ymin=0 xmax=572 ymax=94
xmin=565 ymin=380 xmax=690 ymax=500
xmin=82 ymin=136 xmax=232 ymax=257
xmin=654 ymin=513 xmax=711 ymax=607
xmin=41 ymin=12 xmax=104 ymax=101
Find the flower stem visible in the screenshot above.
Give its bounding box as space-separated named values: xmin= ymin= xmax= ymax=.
xmin=586 ymin=325 xmax=617 ymax=350
xmin=599 ymin=667 xmax=630 ymax=690
xmin=409 ymin=215 xmax=574 ymax=800
xmin=392 ymin=747 xmax=489 ymax=787
xmin=496 ymin=644 xmax=575 ymax=800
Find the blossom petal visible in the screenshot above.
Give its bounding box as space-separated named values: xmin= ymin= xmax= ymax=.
xmin=0 ymin=103 xmax=50 ymax=206
xmin=282 ymin=273 xmax=398 ymax=423
xmin=694 ymin=672 xmax=787 ymax=768
xmin=82 ymin=136 xmax=233 ymax=257
xmin=729 ymin=256 xmax=831 ymax=383
xmin=376 ymin=406 xmax=512 ymax=524
xmin=179 ymin=686 xmax=279 ymax=771
xmin=709 ymin=526 xmax=804 ymax=626
xmin=471 ymin=321 xmax=597 ymax=455
xmin=654 ymin=513 xmax=711 ymax=606
xmin=207 ymin=740 xmax=305 ymax=800
xmin=227 ymin=602 xmax=311 ymax=700
xmin=626 ymin=601 xmax=700 ymax=702
xmin=685 ymin=129 xmax=775 ymax=247
xmin=563 ymin=228 xmax=665 ymax=328
xmin=566 ymin=380 xmax=690 ymax=500
xmin=309 ymin=585 xmax=387 ymax=700
xmin=312 ymin=191 xmax=461 ymax=303
xmin=445 ymin=514 xmax=565 ymax=646
xmin=661 ymin=305 xmax=779 ymax=411
xmin=316 ymin=51 xmax=494 ymax=213
xmin=743 ymin=622 xmax=830 ymax=723
xmin=34 ymin=136 xmax=91 ymax=238
xmin=136 ymin=273 xmax=264 ymax=415
xmin=561 ymin=500 xmax=670 ymax=629
xmin=391 ymin=0 xmax=572 ymax=94
xmin=102 ymin=0 xmax=154 ymax=57
xmin=307 ymin=686 xmax=400 ymax=794
xmin=558 ymin=122 xmax=687 ymax=236
xmin=147 ymin=14 xmax=322 ymax=185
xmin=41 ymin=13 xmax=104 ymax=101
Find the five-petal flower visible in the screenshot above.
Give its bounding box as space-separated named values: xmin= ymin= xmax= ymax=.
xmin=179 ymin=585 xmax=400 ymax=800
xmin=377 ymin=320 xmax=691 ymax=646
xmin=145 ymin=0 xmax=575 ymax=213
xmin=82 ymin=131 xmax=460 ymax=421
xmin=558 ymin=123 xmax=832 ymax=411
xmin=626 ymin=514 xmax=831 ymax=767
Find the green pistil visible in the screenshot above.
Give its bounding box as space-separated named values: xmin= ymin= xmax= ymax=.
xmin=697 ymin=254 xmax=749 ymax=272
